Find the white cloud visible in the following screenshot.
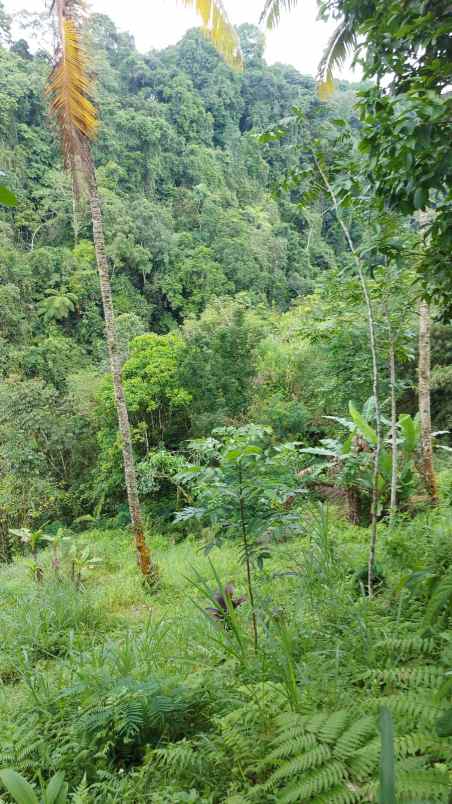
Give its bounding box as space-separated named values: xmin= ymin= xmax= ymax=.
xmin=5 ymin=0 xmax=359 ymax=80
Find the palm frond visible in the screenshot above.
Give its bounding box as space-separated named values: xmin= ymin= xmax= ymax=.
xmin=181 ymin=0 xmax=242 ymax=68
xmin=259 ymin=0 xmax=299 ymax=30
xmin=46 ymin=0 xmax=97 ymax=193
xmin=317 ymin=21 xmax=357 ymax=99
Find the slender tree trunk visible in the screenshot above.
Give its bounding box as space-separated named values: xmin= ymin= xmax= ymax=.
xmin=85 ymin=151 xmax=156 ymax=582
xmin=385 ymin=305 xmax=398 ymax=522
xmin=314 ymin=156 xmax=382 ymax=597
xmin=418 ymin=299 xmax=437 ymax=504
xmin=238 ymin=464 xmax=258 ymax=652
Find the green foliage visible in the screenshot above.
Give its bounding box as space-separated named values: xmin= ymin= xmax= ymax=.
xmin=0 ymin=506 xmax=451 ymax=801
xmin=175 ymin=425 xmax=302 ymax=559
xmin=323 ymin=0 xmax=452 ymax=307
xmin=176 ymin=425 xmax=302 ymax=647
xmin=37 ymin=289 xmax=78 ymax=323
xmin=0 ymin=184 xmax=16 ymax=207
xmin=255 ymin=700 xmax=450 ymax=802
xmin=0 ymin=6 xmax=451 ymax=801
xmin=0 ymin=770 xmax=68 ymax=804
xmin=378 ymin=708 xmax=395 ymax=804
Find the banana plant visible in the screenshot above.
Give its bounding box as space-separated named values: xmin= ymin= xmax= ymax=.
xmin=0 ymin=769 xmax=68 ymax=804
xmin=300 ymin=400 xmax=436 ymax=519
xmin=67 ymin=541 xmax=101 ymax=588
xmin=8 ymin=527 xmax=45 ymax=559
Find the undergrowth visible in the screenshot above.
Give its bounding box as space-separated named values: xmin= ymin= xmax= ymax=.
xmin=0 ymin=504 xmax=451 ymax=802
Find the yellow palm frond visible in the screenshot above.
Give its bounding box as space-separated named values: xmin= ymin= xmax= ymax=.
xmin=181 ymin=0 xmax=242 ymax=69
xmin=317 ymin=21 xmax=357 ymax=99
xmin=46 ymin=3 xmax=97 ymax=192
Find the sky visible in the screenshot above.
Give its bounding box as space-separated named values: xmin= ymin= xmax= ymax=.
xmin=5 ymin=0 xmax=358 ymax=81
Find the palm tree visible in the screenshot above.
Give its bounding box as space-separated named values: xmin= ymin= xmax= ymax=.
xmin=260 ymin=0 xmax=357 ymax=96
xmin=46 ymin=0 xmax=240 ymax=583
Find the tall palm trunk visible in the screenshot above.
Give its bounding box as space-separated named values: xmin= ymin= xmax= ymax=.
xmin=46 ymin=0 xmax=239 ymax=586
xmin=418 ymin=299 xmax=437 ymax=504
xmin=86 ymin=151 xmax=154 ymax=581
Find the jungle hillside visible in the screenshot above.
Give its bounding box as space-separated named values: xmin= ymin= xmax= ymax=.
xmin=0 ymin=0 xmax=451 ymax=801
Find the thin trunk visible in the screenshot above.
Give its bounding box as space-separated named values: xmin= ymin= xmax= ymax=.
xmin=238 ymin=464 xmax=258 ymax=652
xmin=418 ymin=300 xmax=437 ymax=504
xmin=85 ymin=150 xmax=156 ymax=582
xmin=314 ymin=155 xmax=382 ymax=596
xmin=385 ymin=304 xmax=398 ymax=522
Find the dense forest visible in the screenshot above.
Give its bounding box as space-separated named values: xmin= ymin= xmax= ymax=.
xmin=0 ymin=0 xmax=451 ymax=801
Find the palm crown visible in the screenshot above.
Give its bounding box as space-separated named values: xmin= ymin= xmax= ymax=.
xmin=260 ymin=0 xmax=357 ymax=96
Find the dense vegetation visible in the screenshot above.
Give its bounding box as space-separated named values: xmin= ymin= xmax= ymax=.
xmin=0 ymin=1 xmax=451 ymax=801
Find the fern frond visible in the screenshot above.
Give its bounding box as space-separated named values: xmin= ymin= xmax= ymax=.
xmin=348 ymin=736 xmax=380 ymax=778
xmin=278 ymin=760 xmax=346 ymax=802
xmin=425 ymin=568 xmax=452 ymax=624
xmin=309 ymin=785 xmax=361 ymax=804
xmin=71 ymin=774 xmax=90 ymax=803
xmin=317 ymin=710 xmax=350 ymax=744
xmin=377 ymin=635 xmax=437 ymax=659
xmin=272 ymin=713 xmax=311 ymax=745
xmin=262 ymin=744 xmax=332 ymax=790
xmin=397 ymin=765 xmax=450 ymax=801
xmin=153 ymin=739 xmax=207 ymax=777
xmin=395 ymin=732 xmax=439 ymax=759
xmin=181 ymin=0 xmax=242 ymax=68
xmin=264 ymin=733 xmax=318 ymax=762
xmin=380 ymin=693 xmax=440 ymax=724
xmin=334 ymin=717 xmax=376 ymax=759
xmin=372 ymin=665 xmax=443 ymax=690
xmin=304 ymin=712 xmax=332 ymax=734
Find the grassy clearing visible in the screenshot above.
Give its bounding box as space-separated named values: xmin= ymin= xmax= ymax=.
xmin=0 ymin=503 xmax=451 ymax=802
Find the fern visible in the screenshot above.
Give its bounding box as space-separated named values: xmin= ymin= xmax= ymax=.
xmin=371 ymin=664 xmax=443 ymax=689
xmin=377 ymin=635 xmax=438 ymax=659
xmin=380 ymin=692 xmax=440 ymax=724
xmin=71 ymin=775 xmax=90 ymax=803
xmin=0 ymin=719 xmax=44 ymax=775
xmin=277 ymin=761 xmax=347 ymax=802
xmin=254 ymin=710 xmax=377 ymax=801
xmin=153 ymin=739 xmax=208 ymax=779
xmin=334 ymin=717 xmax=376 ymax=759
xmin=254 ymin=703 xmax=451 ymax=803
xmin=394 ymin=762 xmax=450 ymax=802
xmin=425 ymin=567 xmax=452 ymax=624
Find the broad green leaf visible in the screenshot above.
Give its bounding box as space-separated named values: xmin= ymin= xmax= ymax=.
xmin=379 ymin=449 xmax=392 ymax=480
xmin=258 ymin=126 xmax=287 ymax=143
xmin=436 ymin=707 xmax=452 ymax=738
xmin=298 ymin=447 xmax=337 ymax=457
xmin=413 ymin=186 xmax=427 ymax=210
xmin=349 ymin=401 xmax=377 ymax=446
xmin=323 ymin=415 xmax=355 ymax=431
xmin=378 ymin=707 xmax=396 ymax=804
xmin=398 ymin=414 xmax=419 ymax=455
xmin=0 ymin=770 xmax=39 ymax=804
xmin=342 ymin=434 xmax=353 ymax=455
xmin=0 ymin=184 xmax=16 ymax=206
xmin=223 ymin=446 xmax=261 ymax=462
xmin=45 ymin=772 xmax=67 ymax=804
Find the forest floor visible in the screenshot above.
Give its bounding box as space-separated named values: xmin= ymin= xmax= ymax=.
xmin=0 ymin=497 xmax=451 ymax=802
